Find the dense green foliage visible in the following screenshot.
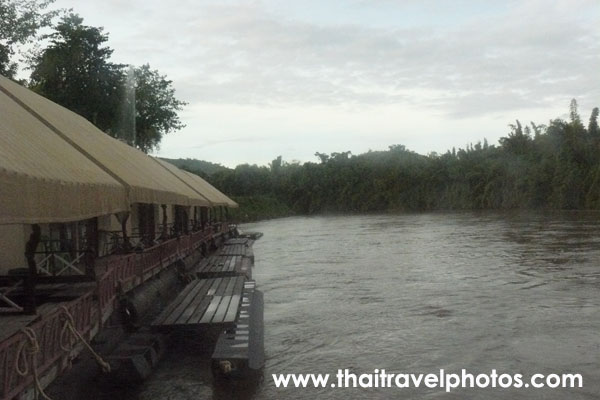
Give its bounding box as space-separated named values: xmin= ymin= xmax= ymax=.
xmin=29 ymin=14 xmax=123 ymax=132
xmin=27 ymin=14 xmax=185 ymax=153
xmin=162 ymin=157 xmax=229 ymax=178
xmin=228 ymin=196 xmax=292 ymax=222
xmin=130 ymin=64 xmax=187 ymax=153
xmin=0 ymin=0 xmax=59 ymax=78
xmin=206 ymin=102 xmax=600 ymax=218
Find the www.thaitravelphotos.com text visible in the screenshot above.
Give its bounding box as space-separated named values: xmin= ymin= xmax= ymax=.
xmin=272 ymin=369 xmax=582 ymax=392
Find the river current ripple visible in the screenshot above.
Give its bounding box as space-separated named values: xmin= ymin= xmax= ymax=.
xmin=124 ymin=212 xmax=600 ymax=399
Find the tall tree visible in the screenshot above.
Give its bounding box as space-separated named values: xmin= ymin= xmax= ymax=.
xmin=0 ymin=0 xmax=60 ymax=78
xmin=589 ymin=107 xmax=599 ymax=138
xmin=29 ymin=13 xmax=124 ymax=132
xmin=133 ymin=64 xmax=187 ymax=153
xmin=29 ymin=15 xmax=186 ymax=152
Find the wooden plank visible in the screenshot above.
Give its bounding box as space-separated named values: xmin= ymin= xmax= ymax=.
xmin=162 ymin=280 xmax=207 ymax=325
xmin=211 ymin=277 xmax=239 ymax=323
xmin=199 ymin=278 xmax=230 ymax=324
xmin=224 ymin=238 xmax=249 ymax=246
xmin=223 ymin=276 xmax=246 ymax=323
xmin=152 ymin=279 xmax=201 ymax=325
xmin=152 ymin=279 xmax=204 ymax=325
xmin=187 ymin=278 xmax=223 ymax=324
xmin=174 ymin=278 xmax=220 ymax=324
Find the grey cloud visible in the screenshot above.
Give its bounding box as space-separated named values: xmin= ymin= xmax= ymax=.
xmin=77 ymin=0 xmax=598 ymax=117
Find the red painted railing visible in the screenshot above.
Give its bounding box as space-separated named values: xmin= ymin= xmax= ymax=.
xmin=0 ymin=290 xmax=96 ymax=400
xmin=0 ymin=224 xmax=234 ymax=399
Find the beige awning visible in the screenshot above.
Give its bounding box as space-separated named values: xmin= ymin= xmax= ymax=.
xmin=152 ymin=158 xmax=213 ymax=206
xmin=0 ymin=83 xmax=128 ymax=224
xmin=0 ymin=76 xmax=208 ymax=207
xmin=182 ymin=170 xmax=238 ymax=208
xmin=154 ymin=158 xmax=238 ymax=208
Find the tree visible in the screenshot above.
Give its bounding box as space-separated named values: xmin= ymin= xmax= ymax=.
xmin=29 ymin=15 xmax=187 ymax=152
xmin=0 ymin=0 xmax=60 ymax=78
xmin=29 ymin=14 xmax=124 ymax=132
xmin=589 ymin=107 xmax=599 ymax=138
xmin=133 ymin=64 xmax=187 ymax=153
xmin=499 ymin=120 xmax=532 ymax=155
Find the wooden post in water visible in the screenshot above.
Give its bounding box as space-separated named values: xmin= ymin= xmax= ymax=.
xmin=24 ymin=224 xmax=41 ymax=314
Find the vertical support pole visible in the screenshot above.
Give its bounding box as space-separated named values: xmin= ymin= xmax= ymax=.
xmin=116 ymin=211 xmax=131 ymax=252
xmin=193 ymin=206 xmax=198 ymax=231
xmin=219 ymin=206 xmax=224 ymax=231
xmin=161 ymin=204 xmax=168 ymax=239
xmin=185 ymin=207 xmax=190 ymax=234
xmin=122 ymin=216 xmax=130 ymax=251
xmin=200 ymin=206 xmax=207 ymax=229
xmin=24 ymin=224 xmax=41 ymax=314
xmin=85 ymin=217 xmax=98 ymax=277
xmin=173 ymin=205 xmax=181 ymax=237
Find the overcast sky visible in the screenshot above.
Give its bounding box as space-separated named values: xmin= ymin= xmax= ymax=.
xmin=52 ymin=0 xmax=599 ymax=167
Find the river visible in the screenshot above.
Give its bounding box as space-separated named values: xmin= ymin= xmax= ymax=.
xmin=121 ymin=212 xmax=600 ymax=399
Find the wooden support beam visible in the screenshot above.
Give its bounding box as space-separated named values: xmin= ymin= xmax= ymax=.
xmin=161 ymin=204 xmax=168 ymax=239
xmin=24 ymin=224 xmax=41 ymax=314
xmin=116 ymin=211 xmax=131 ymax=252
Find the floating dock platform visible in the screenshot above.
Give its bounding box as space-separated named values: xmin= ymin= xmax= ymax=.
xmin=196 ymin=255 xmax=252 ymax=279
xmin=212 ymin=280 xmax=264 ymax=378
xmin=147 ymin=235 xmax=264 ymax=382
xmin=151 ymin=276 xmax=246 ymax=329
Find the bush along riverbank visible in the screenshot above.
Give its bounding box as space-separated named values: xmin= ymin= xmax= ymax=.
xmin=230 ymin=195 xmax=294 ymax=223
xmin=172 ymin=101 xmax=600 ymax=218
xmin=207 ymin=101 xmax=600 ymax=214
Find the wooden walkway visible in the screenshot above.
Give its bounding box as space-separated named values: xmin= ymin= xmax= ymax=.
xmin=151 ymin=276 xmax=245 ymax=329
xmin=196 ymin=255 xmax=252 ymax=279
xmin=217 ymin=242 xmax=254 ymax=261
xmin=212 ymin=280 xmax=264 ymax=372
xmin=225 ymin=238 xmax=255 ymax=247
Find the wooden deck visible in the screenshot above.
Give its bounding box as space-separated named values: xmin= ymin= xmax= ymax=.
xmin=224 ymin=237 xmax=255 ymax=247
xmin=0 ymin=282 xmax=96 ymax=342
xmin=151 ymin=276 xmax=246 ymax=329
xmin=217 ymin=242 xmax=254 ymax=261
xmin=212 ymin=280 xmax=264 ymax=372
xmin=196 ymin=255 xmax=252 ymax=279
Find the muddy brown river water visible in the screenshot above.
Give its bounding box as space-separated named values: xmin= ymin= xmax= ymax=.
xmin=99 ymin=212 xmax=600 ymax=399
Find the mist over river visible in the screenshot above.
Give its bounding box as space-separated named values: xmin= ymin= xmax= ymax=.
xmin=109 ymin=212 xmax=600 ymax=399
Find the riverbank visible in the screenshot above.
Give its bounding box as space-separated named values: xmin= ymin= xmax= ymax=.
xmin=232 ymin=197 xmax=600 ymax=225
xmin=230 ymin=195 xmax=294 ymax=222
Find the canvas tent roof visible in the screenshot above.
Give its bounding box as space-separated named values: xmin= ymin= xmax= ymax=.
xmin=0 ymin=76 xmax=209 ymax=207
xmin=182 ymin=170 xmax=238 ymax=208
xmin=153 ymin=158 xmax=237 ymax=208
xmin=0 ymin=83 xmax=128 ymax=224
xmin=152 ymin=158 xmax=213 ymax=205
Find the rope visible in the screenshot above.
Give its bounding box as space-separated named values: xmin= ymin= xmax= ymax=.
xmin=59 ymin=306 xmax=111 ymax=374
xmin=14 ymin=327 xmax=53 ymax=400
